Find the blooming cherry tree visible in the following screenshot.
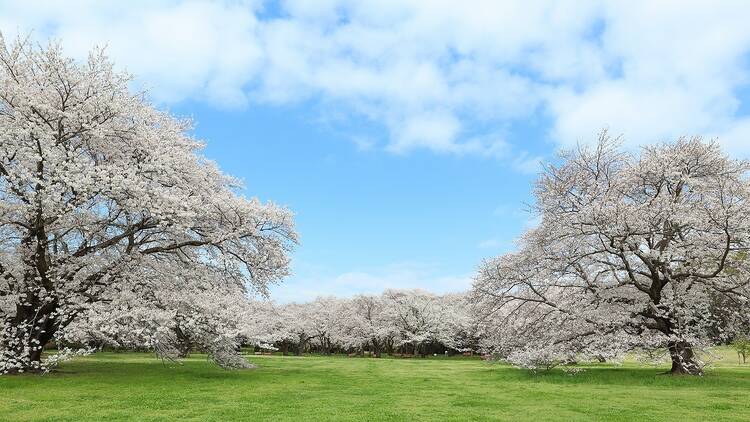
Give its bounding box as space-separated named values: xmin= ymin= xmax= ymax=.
xmin=341 ymin=294 xmax=395 ymax=357
xmin=473 ymin=133 xmax=750 ymax=374
xmin=305 ymin=297 xmax=349 ymax=355
xmin=438 ymin=293 xmax=481 ymax=353
xmin=66 ymin=263 xmax=257 ymax=369
xmin=0 ymin=37 xmax=297 ymax=373
xmin=383 ymin=289 xmax=455 ymax=356
xmin=275 ymin=302 xmax=318 ymax=355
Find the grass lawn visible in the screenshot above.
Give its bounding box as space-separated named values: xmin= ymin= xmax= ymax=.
xmin=1 ymin=348 xmax=749 ymax=421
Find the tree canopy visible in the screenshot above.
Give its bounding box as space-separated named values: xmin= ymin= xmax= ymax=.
xmin=0 ymin=37 xmax=297 ymax=373
xmin=473 ymin=133 xmax=750 ymax=374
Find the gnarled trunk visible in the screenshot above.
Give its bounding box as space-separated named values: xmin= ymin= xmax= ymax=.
xmin=648 ymin=300 xmax=703 ymax=376
xmin=1 ymin=303 xmax=58 ymax=374
xmin=668 ymin=341 xmax=702 ymax=375
xmin=174 ymin=326 xmax=192 ymax=358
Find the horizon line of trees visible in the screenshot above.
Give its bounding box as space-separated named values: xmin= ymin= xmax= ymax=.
xmin=63 ymin=280 xmax=749 ymax=370
xmin=66 ymin=289 xmax=482 ymax=360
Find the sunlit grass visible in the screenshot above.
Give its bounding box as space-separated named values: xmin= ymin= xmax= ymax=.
xmin=1 ymin=347 xmax=749 ymax=421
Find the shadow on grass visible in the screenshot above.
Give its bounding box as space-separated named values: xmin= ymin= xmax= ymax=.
xmin=486 ymin=364 xmax=750 ymax=389
xmin=9 ymin=352 xmax=750 ymax=392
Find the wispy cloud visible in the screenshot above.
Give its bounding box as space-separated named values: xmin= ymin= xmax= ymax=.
xmin=477 ymin=238 xmax=504 ymax=249
xmin=270 ymin=261 xmax=472 ymax=303
xmin=350 ymin=136 xmax=376 ymax=152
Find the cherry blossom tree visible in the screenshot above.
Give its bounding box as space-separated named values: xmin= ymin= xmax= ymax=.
xmin=473 ymin=133 xmax=750 ymax=375
xmin=438 ymin=293 xmax=481 ymax=353
xmin=0 ymin=37 xmax=297 ymax=374
xmin=341 ymin=294 xmax=395 ymax=357
xmin=305 ymin=297 xmax=349 ymax=355
xmin=65 ymin=263 xmax=257 ymax=369
xmin=240 ymin=300 xmax=287 ymax=353
xmin=276 ymin=302 xmax=318 ymax=356
xmin=383 ymin=289 xmax=454 ymax=356
xmin=251 ymin=291 xmax=478 ymax=357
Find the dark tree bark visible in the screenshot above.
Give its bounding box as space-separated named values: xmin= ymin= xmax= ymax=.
xmin=295 ymin=334 xmax=308 ymax=356
xmin=174 ymin=326 xmax=192 ymax=358
xmin=371 ymin=339 xmax=381 ymax=358
xmin=1 ymin=289 xmax=60 ymax=373
xmin=668 ymin=341 xmax=702 ymax=375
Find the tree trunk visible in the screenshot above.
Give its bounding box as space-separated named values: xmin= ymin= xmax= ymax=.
xmin=174 ymin=326 xmax=192 ymax=358
xmin=372 ymin=339 xmax=381 ymax=358
xmin=295 ymin=336 xmax=307 ymax=356
xmin=1 ymin=303 xmax=58 ymax=374
xmin=668 ymin=341 xmax=702 ymax=375
xmin=176 ymin=344 xmax=192 ymax=358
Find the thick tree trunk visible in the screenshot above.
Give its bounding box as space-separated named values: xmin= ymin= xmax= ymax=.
xmin=175 ymin=341 xmax=192 ymax=358
xmin=1 ymin=304 xmax=58 ymax=374
xmin=668 ymin=341 xmax=702 ymax=375
xmin=295 ymin=336 xmax=307 ymax=356
xmin=3 ymin=220 xmax=62 ymax=373
xmin=372 ymin=339 xmax=381 ymax=358
xmin=174 ymin=327 xmax=192 ymax=358
xmin=647 ymin=303 xmax=703 ymax=375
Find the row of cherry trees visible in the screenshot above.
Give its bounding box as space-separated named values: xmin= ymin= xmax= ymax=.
xmin=61 ymin=289 xmax=480 ymax=360
xmin=249 ymin=290 xmax=479 ymax=357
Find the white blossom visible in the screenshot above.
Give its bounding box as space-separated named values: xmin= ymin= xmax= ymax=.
xmin=0 ymin=36 xmax=297 ymax=373
xmin=473 ymin=132 xmax=750 ymax=375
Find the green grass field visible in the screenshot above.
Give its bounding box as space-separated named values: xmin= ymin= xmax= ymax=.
xmin=1 ymin=348 xmax=749 ymax=421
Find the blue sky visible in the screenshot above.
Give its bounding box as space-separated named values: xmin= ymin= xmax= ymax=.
xmin=170 ymin=100 xmax=542 ymax=301
xmin=4 ymin=1 xmax=750 ymax=301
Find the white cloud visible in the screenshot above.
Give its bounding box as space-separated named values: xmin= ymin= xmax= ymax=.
xmin=1 ymin=1 xmax=265 ymax=107
xmin=716 ymin=117 xmax=750 ymax=157
xmin=510 ymin=152 xmax=544 ymax=174
xmin=477 ymin=238 xmax=504 ymax=249
xmin=544 ymin=2 xmax=750 ymax=151
xmin=388 ymin=111 xmax=461 ymax=154
xmin=4 ymin=0 xmax=750 ymax=158
xmin=270 ymin=261 xmax=472 ymax=303
xmin=350 ymin=136 xmax=376 ymax=151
